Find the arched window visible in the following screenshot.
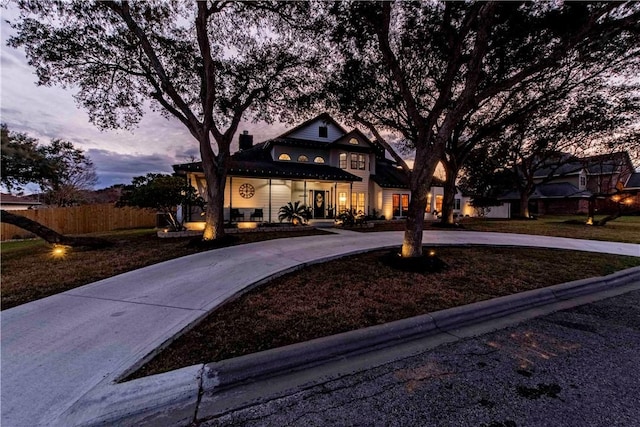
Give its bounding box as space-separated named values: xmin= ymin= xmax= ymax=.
xmin=314 ymin=156 xmax=325 ymax=164
xmin=278 ymin=153 xmax=291 ymax=161
xmin=349 ymin=137 xmax=359 ymax=145
xmin=298 ymin=154 xmax=309 ymax=162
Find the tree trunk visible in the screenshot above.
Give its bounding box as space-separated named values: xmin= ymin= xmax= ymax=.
xmin=200 ymin=132 xmax=228 ymax=241
xmin=440 ymin=166 xmax=458 ymax=225
xmin=202 ymin=174 xmax=226 ymax=240
xmin=519 ymin=192 xmax=530 ymax=218
xmin=401 ymin=145 xmax=441 ymax=257
xmin=586 ymin=197 xmax=596 ymax=225
xmin=0 ymin=210 xmax=112 ymax=248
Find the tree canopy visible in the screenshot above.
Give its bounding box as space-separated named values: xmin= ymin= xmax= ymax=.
xmin=324 ymin=1 xmax=640 ymax=256
xmin=9 ymin=1 xmax=321 ymax=240
xmin=1 ymin=124 xmax=97 ymax=206
xmin=117 ymin=173 xmax=204 ymax=231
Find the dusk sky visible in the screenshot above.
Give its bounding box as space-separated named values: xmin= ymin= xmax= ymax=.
xmin=0 ymin=6 xmax=289 ymax=191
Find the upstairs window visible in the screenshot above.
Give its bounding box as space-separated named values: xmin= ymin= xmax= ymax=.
xmin=351 ymin=153 xmax=358 ymax=169
xmin=278 ymin=153 xmax=291 ymax=161
xmin=349 ymin=137 xmax=359 ymax=145
xmin=339 ymin=153 xmax=347 ymax=169
xmin=358 ymin=154 xmax=365 ymax=170
xmin=319 ymin=126 xmax=328 ymax=138
xmin=298 ymin=154 xmax=309 ymax=162
xmin=314 ymin=156 xmax=325 ymax=164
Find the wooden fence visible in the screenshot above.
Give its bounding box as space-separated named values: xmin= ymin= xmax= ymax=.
xmin=1 ymin=204 xmax=157 ymax=240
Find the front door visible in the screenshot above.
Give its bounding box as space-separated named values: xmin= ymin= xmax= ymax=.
xmin=314 ymin=190 xmax=325 ymax=218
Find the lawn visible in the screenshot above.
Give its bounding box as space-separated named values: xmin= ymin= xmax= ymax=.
xmin=129 ymin=246 xmax=640 ymax=379
xmin=361 ymin=215 xmax=640 ymax=244
xmin=0 ymin=227 xmax=329 ymax=310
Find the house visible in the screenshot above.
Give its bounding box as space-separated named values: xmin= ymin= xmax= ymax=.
xmin=499 ymin=151 xmax=636 ymax=216
xmin=173 ymin=113 xmax=475 ymax=226
xmin=0 ymin=193 xmax=42 ymax=211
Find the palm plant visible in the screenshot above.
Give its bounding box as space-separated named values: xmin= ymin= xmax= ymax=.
xmin=278 ymin=201 xmax=312 ymax=225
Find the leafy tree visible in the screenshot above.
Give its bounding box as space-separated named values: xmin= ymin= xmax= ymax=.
xmin=9 ymin=1 xmax=319 ymax=241
xmin=1 ymin=124 xmax=51 ymax=192
xmin=278 ymin=201 xmax=311 ymax=225
xmin=117 ymin=174 xmax=204 ymax=231
xmin=1 ymin=125 xmax=108 ymax=247
xmin=325 ymin=1 xmax=640 ymax=257
xmin=40 ymin=140 xmax=98 ymax=207
xmin=1 ymin=125 xmax=98 ymax=206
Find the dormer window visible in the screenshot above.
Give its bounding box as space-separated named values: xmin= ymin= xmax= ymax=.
xmin=278 ymin=153 xmax=291 ymax=161
xmin=319 ymin=126 xmax=328 ymax=138
xmin=349 ymin=137 xmax=358 ymax=145
xmin=298 ymin=154 xmax=309 ymax=162
xmin=579 ymin=172 xmax=587 ymax=190
xmin=314 ymin=156 xmax=325 ymax=164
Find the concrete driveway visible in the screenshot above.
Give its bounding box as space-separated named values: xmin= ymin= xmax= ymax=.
xmin=1 ymin=231 xmax=638 ymax=426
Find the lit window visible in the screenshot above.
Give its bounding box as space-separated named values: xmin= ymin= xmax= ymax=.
xmin=351 ymin=153 xmax=358 ymax=169
xmin=278 ymin=153 xmax=291 ymax=161
xmin=338 ymin=192 xmax=347 ymax=212
xmin=339 ymin=153 xmax=347 ymax=169
xmin=319 ymin=126 xmax=328 ymax=138
xmin=349 ymin=137 xmax=358 ymax=145
xmin=358 ymin=154 xmax=365 ymax=170
xmin=314 ymin=156 xmax=325 ymax=163
xmin=298 ymin=154 xmax=309 ymax=162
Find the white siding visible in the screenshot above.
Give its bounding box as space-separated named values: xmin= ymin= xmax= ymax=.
xmin=287 ymin=119 xmax=345 ymax=142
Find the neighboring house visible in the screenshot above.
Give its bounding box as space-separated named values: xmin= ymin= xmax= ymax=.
xmin=499 ymin=151 xmax=636 ymax=216
xmin=173 ymin=113 xmax=476 ymax=226
xmin=0 ymin=193 xmax=42 ymax=211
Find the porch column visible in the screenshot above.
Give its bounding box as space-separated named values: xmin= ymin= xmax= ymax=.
xmin=349 ymin=182 xmax=353 ymax=212
xmin=268 ymin=178 xmax=272 ymax=223
xmin=229 ymin=176 xmax=233 ymax=222
xmin=304 ymin=180 xmax=307 ymax=206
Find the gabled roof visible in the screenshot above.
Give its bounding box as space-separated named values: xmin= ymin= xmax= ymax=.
xmin=174 ymin=143 xmax=361 ymax=182
xmin=276 ymin=112 xmax=348 ymax=140
xmin=533 ymin=151 xmax=634 ymax=178
xmin=499 ymin=183 xmax=592 ymax=200
xmin=0 ymin=193 xmax=42 ymax=205
xmin=371 ymin=161 xmax=445 ymax=189
xmin=625 ymin=172 xmax=640 ymax=189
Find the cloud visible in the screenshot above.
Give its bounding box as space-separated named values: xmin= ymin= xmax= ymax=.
xmin=86 ymin=149 xmax=178 ymax=188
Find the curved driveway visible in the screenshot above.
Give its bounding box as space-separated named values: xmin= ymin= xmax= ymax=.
xmin=1 ymin=230 xmax=639 ymax=426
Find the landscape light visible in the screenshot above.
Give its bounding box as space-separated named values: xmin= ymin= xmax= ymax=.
xmin=52 ymin=245 xmax=67 ymax=258
xmin=428 ymin=249 xmax=436 ymax=257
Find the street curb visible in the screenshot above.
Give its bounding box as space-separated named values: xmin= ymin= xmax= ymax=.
xmin=201 ymin=267 xmax=640 ymax=394
xmin=56 ymin=266 xmax=640 ymax=426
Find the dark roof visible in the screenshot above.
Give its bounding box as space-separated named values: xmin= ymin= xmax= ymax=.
xmin=371 ymin=162 xmax=409 ymax=189
xmin=625 ymin=172 xmax=640 ymax=189
xmin=0 ymin=193 xmax=41 ymax=205
xmin=371 ymin=161 xmax=445 ymax=189
xmin=499 ymin=182 xmax=592 ymax=200
xmin=174 ymin=144 xmax=361 ymax=182
xmin=533 ymin=151 xmax=633 ymax=178
xmin=277 ymin=112 xmax=348 ymax=140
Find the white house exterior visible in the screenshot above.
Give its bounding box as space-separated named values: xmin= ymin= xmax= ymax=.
xmin=173 ymin=113 xmax=478 ymax=226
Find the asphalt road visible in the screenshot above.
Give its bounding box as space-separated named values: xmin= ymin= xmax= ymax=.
xmin=206 ymin=289 xmax=640 ymax=427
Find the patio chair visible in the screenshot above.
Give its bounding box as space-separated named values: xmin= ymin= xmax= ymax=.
xmin=249 ymin=208 xmax=263 ymax=222
xmin=230 ymin=208 xmax=244 ymax=222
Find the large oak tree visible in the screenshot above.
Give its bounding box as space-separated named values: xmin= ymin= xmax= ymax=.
xmin=9 ymin=1 xmax=319 ymax=241
xmin=326 ymin=1 xmax=640 ymax=257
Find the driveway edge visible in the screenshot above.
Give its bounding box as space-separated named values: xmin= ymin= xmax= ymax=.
xmin=56 ymin=266 xmax=640 ymax=426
